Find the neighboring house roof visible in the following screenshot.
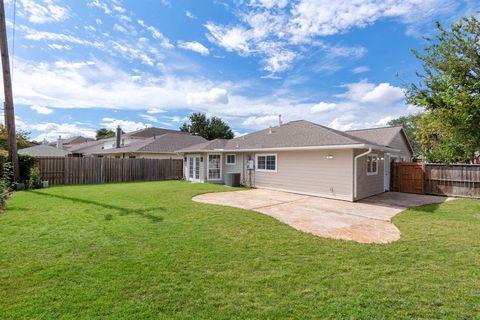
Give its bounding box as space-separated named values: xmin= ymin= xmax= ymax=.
xmin=18 ymin=145 xmax=71 ymax=157
xmin=93 ymin=133 xmax=207 ymax=155
xmin=177 ymin=120 xmax=397 ymax=153
xmin=65 ymin=140 xmax=105 ymax=154
xmin=346 ymin=126 xmax=414 ymax=154
xmin=124 ymin=127 xmax=187 ymax=139
xmin=49 ymin=136 xmax=94 ymax=147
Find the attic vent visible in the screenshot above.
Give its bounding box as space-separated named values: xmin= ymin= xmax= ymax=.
xmin=268 ymin=126 xmax=272 ymax=134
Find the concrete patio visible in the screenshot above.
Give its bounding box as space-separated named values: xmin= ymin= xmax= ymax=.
xmin=193 ymin=190 xmax=449 ymax=244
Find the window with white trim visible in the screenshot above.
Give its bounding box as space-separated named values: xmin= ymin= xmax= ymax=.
xmin=256 ymin=154 xmax=277 ymax=172
xmin=367 ymin=155 xmax=378 ymax=175
xmin=226 ymin=154 xmax=236 ymax=165
xmin=208 ymin=154 xmax=222 ymax=180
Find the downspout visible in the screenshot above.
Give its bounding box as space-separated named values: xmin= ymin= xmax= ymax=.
xmin=353 ymin=147 xmax=372 ymax=201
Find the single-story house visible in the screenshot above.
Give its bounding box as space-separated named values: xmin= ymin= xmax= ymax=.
xmin=64 ymin=126 xmax=207 ymax=159
xmin=93 ymin=132 xmax=206 ymax=159
xmin=49 ymin=136 xmax=94 ymax=149
xmin=18 ymin=144 xmax=71 ymax=157
xmin=177 ymin=120 xmax=413 ymax=201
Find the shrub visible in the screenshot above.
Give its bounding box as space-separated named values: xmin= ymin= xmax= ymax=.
xmin=1 ymin=161 xmax=15 ymax=191
xmin=27 ymin=167 xmax=41 ymax=190
xmin=19 ymin=155 xmax=37 ymax=183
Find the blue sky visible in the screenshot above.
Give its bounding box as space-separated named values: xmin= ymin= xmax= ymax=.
xmin=2 ymin=0 xmax=479 ymax=141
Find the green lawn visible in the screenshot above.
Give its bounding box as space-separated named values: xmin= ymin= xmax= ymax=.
xmin=0 ymin=181 xmax=479 ymax=319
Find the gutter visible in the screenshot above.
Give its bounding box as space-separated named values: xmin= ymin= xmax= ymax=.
xmin=177 ymin=144 xmax=398 ymax=154
xmin=353 ymin=147 xmax=372 ymax=201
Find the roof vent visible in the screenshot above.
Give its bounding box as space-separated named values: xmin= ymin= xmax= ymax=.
xmin=278 ymin=114 xmax=282 ymax=126
xmin=268 ymin=126 xmax=273 ymax=134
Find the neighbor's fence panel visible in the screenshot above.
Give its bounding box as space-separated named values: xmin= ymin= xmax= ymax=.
xmin=425 ymin=164 xmax=480 ymax=198
xmin=36 ymin=157 xmax=183 ymax=185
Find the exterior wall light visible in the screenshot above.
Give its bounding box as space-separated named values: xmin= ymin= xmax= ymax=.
xmin=326 ymin=155 xmax=334 ymax=160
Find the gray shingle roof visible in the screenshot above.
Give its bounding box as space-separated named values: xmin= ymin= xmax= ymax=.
xmin=94 ymin=133 xmax=207 ymax=155
xmin=18 ymin=145 xmax=71 ymax=157
xmin=124 ymin=127 xmax=187 ymax=139
xmin=346 ymin=126 xmax=403 ymax=147
xmin=177 ymin=120 xmax=395 ymax=152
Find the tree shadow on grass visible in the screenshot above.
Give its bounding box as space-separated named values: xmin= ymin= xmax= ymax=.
xmin=31 ymin=191 xmax=165 ymax=223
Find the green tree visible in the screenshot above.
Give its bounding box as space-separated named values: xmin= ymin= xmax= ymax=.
xmin=0 ymin=124 xmax=34 ymax=151
xmin=387 ymin=114 xmax=423 ymax=156
xmin=180 ymin=113 xmax=234 ymax=140
xmin=96 ymin=128 xmax=115 ymax=140
xmin=406 ymin=16 xmax=480 ymax=164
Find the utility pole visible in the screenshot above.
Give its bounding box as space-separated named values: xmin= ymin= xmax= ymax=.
xmin=0 ymin=0 xmax=19 ymax=182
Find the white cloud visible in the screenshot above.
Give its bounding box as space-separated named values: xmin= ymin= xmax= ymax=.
xmin=204 ymin=0 xmax=464 ymax=73
xmin=187 ymin=88 xmax=229 ymax=105
xmin=352 ymin=65 xmax=369 ymax=74
xmin=30 ymin=105 xmax=53 ymax=115
xmin=310 ymin=102 xmax=336 ymax=113
xmin=138 ymin=114 xmax=159 ymax=123
xmin=10 ymin=59 xmax=231 ymax=111
xmin=21 ymin=0 xmax=69 ymax=24
xmin=185 ymin=10 xmax=196 ymax=19
xmin=242 ymin=115 xmax=280 ymax=127
xmin=178 ymin=41 xmax=209 ymax=56
xmin=101 ymin=118 xmax=151 ymax=132
xmin=146 ymin=108 xmax=166 ymax=114
xmin=205 ymin=23 xmax=251 ymax=55
xmin=137 ymin=19 xmax=173 ymax=49
xmin=22 ymin=121 xmax=96 ymax=141
xmin=48 ymin=43 xmax=71 ymax=50
xmin=340 ymin=80 xmax=405 ymax=105
xmin=88 ymin=0 xmax=111 ymax=14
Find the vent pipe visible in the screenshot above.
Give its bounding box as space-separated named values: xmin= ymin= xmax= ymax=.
xmin=56 ymin=136 xmax=63 ymax=149
xmin=278 ymin=114 xmax=282 ymax=126
xmin=116 ymin=125 xmax=122 ymax=148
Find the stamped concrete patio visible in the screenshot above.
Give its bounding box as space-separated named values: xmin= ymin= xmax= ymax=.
xmin=193 ymin=190 xmax=449 ymax=243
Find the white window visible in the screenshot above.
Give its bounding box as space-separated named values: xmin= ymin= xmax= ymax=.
xmin=367 ymin=154 xmax=378 ymax=175
xmin=225 ymin=154 xmax=236 ymax=165
xmin=208 ymin=154 xmax=222 ymax=180
xmin=256 ymin=154 xmax=277 ymax=172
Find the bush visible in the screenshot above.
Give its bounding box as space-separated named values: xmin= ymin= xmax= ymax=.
xmin=27 ymin=167 xmax=41 ymax=190
xmin=19 ymin=155 xmax=37 ymax=183
xmin=1 ymin=162 xmax=15 ymax=191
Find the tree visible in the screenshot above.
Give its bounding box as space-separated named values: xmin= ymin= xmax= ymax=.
xmin=387 ymin=114 xmax=422 ymax=156
xmin=96 ymin=128 xmax=115 ymax=140
xmin=180 ymin=113 xmax=234 ymax=140
xmin=406 ymin=16 xmax=480 ymax=164
xmin=0 ymin=124 xmax=34 ymax=151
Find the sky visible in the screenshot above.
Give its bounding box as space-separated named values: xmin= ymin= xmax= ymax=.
xmin=2 ymin=0 xmax=479 ymax=141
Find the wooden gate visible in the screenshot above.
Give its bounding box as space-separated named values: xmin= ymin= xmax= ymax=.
xmin=391 ymin=162 xmax=425 ymax=194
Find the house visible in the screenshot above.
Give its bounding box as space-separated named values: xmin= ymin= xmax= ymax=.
xmin=49 ymin=136 xmax=95 ymax=149
xmin=18 ymin=144 xmax=71 ymax=157
xmin=64 ymin=126 xmax=207 ymax=159
xmin=176 ymin=120 xmax=413 ymax=201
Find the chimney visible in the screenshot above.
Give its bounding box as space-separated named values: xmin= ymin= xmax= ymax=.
xmin=56 ymin=136 xmax=63 ymax=149
xmin=42 ymin=138 xmax=48 ymax=145
xmin=278 ymin=114 xmax=282 ymax=126
xmin=116 ymin=125 xmax=122 ymax=148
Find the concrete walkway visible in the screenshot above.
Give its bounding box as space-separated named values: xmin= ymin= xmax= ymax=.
xmin=192 ymin=190 xmax=449 ymax=244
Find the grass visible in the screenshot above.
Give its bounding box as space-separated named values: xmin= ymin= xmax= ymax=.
xmin=0 ymin=181 xmax=479 ymax=319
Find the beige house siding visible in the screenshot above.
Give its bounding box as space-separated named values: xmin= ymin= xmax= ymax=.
xmin=244 ymin=150 xmax=354 ymax=201
xmin=388 ymin=132 xmax=412 ymax=161
xmin=354 ymin=149 xmax=385 ymax=200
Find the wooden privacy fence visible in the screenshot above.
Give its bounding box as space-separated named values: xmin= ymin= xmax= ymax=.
xmin=392 ymin=162 xmax=480 ymax=198
xmin=36 ymin=157 xmax=183 ymax=185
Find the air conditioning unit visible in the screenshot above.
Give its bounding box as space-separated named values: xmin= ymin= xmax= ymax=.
xmin=246 ymin=159 xmax=255 ymax=170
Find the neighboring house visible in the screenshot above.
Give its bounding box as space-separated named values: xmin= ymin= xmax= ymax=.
xmin=93 ymin=133 xmax=206 ymax=159
xmin=177 ymin=120 xmax=413 ymax=202
xmin=18 ymin=144 xmax=71 ymax=157
xmin=64 ymin=126 xmax=207 ymax=159
xmin=49 ymin=136 xmax=94 ymax=148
